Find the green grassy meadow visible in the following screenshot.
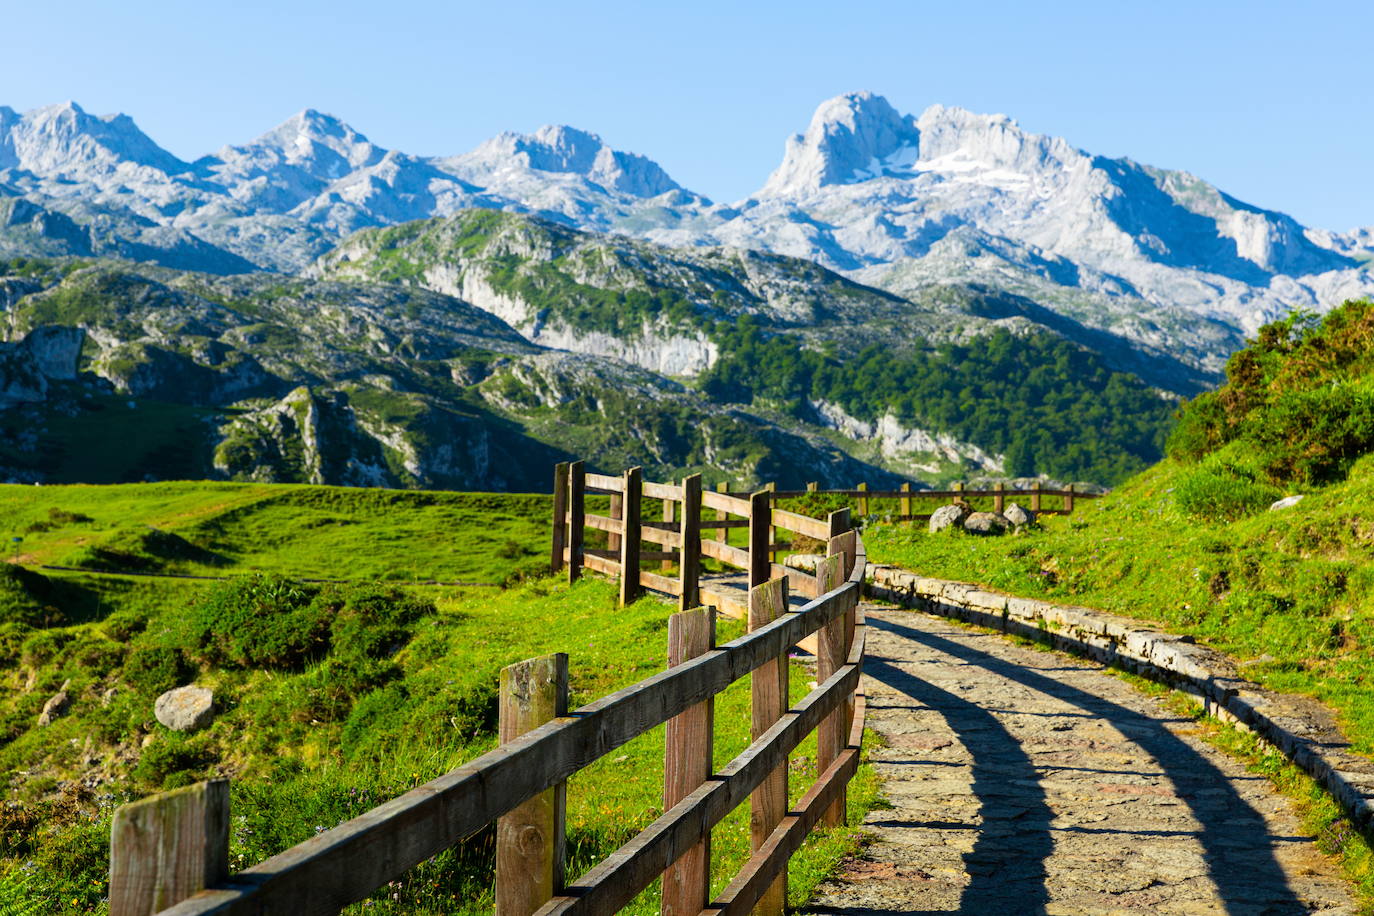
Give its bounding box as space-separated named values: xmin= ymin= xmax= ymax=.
xmin=0 ymin=482 xmax=875 ymax=914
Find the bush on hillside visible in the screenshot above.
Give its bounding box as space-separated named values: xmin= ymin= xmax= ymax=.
xmin=1169 ymin=299 xmax=1374 ymax=485
xmin=187 ymin=575 xmax=329 ymax=670
xmin=1174 ymin=446 xmax=1284 ymax=521
xmin=123 ymin=645 xmax=194 ymax=696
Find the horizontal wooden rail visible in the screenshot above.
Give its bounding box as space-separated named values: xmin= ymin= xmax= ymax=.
xmin=771 ymin=487 xmax=1100 ymax=501
xmin=583 ymin=473 xmax=624 ymax=492
xmin=701 ymin=538 xmax=750 ymax=570
xmin=638 ymin=569 xmax=683 ymax=596
xmin=583 ymin=513 xmax=623 ymax=535
xmin=640 ymin=522 xmax=683 ymax=549
xmin=769 ymin=507 xmax=831 ymax=541
xmin=584 ymin=554 xmax=620 ymax=577
xmin=642 ymin=480 xmax=682 ymax=501
xmin=701 ymin=489 xmax=752 ymax=517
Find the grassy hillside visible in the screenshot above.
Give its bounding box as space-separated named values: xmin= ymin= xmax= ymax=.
xmin=0 ymin=482 xmax=875 ymax=913
xmin=865 ymin=299 xmax=1374 ymax=752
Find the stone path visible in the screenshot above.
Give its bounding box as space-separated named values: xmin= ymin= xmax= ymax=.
xmin=806 ymin=606 xmax=1354 ymax=915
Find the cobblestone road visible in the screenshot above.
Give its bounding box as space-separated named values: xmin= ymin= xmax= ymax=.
xmin=806 ymin=607 xmax=1354 ymax=915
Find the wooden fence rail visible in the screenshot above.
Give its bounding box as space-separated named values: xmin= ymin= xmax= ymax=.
xmin=115 ymin=462 xmax=867 ymax=916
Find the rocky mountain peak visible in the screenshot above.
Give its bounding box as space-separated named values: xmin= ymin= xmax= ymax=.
xmin=452 ymin=124 xmax=682 ymax=198
xmin=206 ymin=109 xmax=386 ymax=180
xmin=760 ymin=91 xmax=921 ymax=196
xmin=913 ymin=104 xmax=1084 ymax=177
xmin=0 ymin=101 xmax=187 ymax=177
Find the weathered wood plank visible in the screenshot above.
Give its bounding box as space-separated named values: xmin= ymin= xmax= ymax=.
xmin=534 ymin=651 xmax=862 ymax=916
xmin=749 ymin=577 xmax=788 ymax=916
xmin=638 ymin=550 xmax=678 ymax=563
xmin=639 ymin=569 xmax=684 ymax=596
xmin=583 ymin=553 xmax=621 ymax=577
xmin=768 ymin=507 xmax=830 ymax=542
xmin=829 ymin=530 xmax=857 ymax=580
xmin=773 ymin=564 xmax=818 ymax=600
xmin=679 ymin=475 xmax=701 ymax=612
xmin=700 ymin=538 xmax=750 ymax=571
xmin=643 ymin=480 xmax=681 ymax=501
xmin=110 ymin=779 xmax=229 ymax=916
xmin=583 ymin=513 xmax=624 ymax=535
xmin=620 ymin=467 xmax=642 ymax=606
xmin=550 ymin=462 xmax=569 ymax=574
xmin=640 ymin=522 xmax=683 ymax=549
xmin=856 ymin=481 xmax=869 ymax=517
xmin=900 ymin=481 xmax=912 ymax=517
xmin=701 ymin=488 xmax=752 ymax=517
xmin=662 ymin=609 xmax=714 ymax=916
xmin=158 ymin=566 xmax=862 ymax=916
xmin=827 ymin=508 xmax=850 ymax=540
xmin=696 ymin=518 xmax=750 ymax=530
xmin=583 ymin=472 xmax=624 ymax=492
xmin=699 ymin=584 xmax=748 ymax=620
xmin=567 ymin=461 xmax=585 ymax=584
xmin=497 ymin=654 xmax=569 ymax=916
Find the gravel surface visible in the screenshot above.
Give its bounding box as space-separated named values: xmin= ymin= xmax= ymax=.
xmin=806 ymin=606 xmax=1355 ymax=915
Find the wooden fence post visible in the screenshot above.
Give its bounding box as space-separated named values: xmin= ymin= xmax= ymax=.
xmin=567 ymin=461 xmax=585 ymax=584
xmin=620 ymin=467 xmax=643 ymax=606
xmin=1030 ymin=487 xmax=1041 ymax=513
xmin=110 ymin=778 xmax=229 ymax=916
xmin=856 ymin=481 xmax=868 ymax=517
xmin=1065 ymin=483 xmax=1075 ymax=514
xmin=815 ymin=553 xmax=846 ymax=827
xmin=496 ymin=654 xmax=569 ymax=916
xmin=952 ymin=481 xmax=963 ymax=505
xmin=748 ymin=491 xmax=772 ymax=589
xmin=679 ymin=475 xmax=701 ymax=612
xmin=993 ymin=482 xmax=1005 ymax=514
xmin=806 ymin=481 xmax=818 ymax=493
xmin=661 ymin=608 xmax=715 ymax=916
xmin=899 ymin=481 xmax=912 ymax=518
xmin=550 ymin=462 xmax=569 ymax=574
xmin=765 ymin=481 xmax=777 ymax=564
xmin=749 ymin=578 xmax=789 ymax=916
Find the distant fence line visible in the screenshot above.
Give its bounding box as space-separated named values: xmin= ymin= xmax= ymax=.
xmin=109 ymin=461 xmax=867 ymax=916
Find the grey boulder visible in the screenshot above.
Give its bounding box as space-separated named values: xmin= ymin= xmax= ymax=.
xmin=1003 ymin=502 xmax=1036 ymax=527
xmin=929 ymin=504 xmax=968 ymax=533
xmin=1269 ymin=494 xmax=1305 ymax=511
xmin=37 ymin=679 xmax=72 ymax=727
xmin=155 ymin=685 xmax=215 ymax=732
xmin=964 ymin=511 xmax=1011 ymax=536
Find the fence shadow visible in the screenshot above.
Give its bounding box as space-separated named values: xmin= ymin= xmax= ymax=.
xmin=863 ymin=615 xmax=1306 ymax=915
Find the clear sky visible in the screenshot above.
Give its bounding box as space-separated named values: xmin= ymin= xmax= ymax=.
xmin=3 ymin=0 xmax=1370 ymax=230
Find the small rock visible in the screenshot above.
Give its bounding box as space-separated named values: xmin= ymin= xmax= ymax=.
xmin=154 ymin=685 xmax=215 ymax=732
xmin=1269 ymin=494 xmax=1305 ymax=511
xmin=38 ymin=681 xmax=73 ymax=727
xmin=929 ymin=503 xmax=968 ymax=533
xmin=964 ymin=511 xmax=1011 ymax=536
xmin=1003 ymin=503 xmax=1036 ymax=527
xmin=101 ymin=686 xmax=118 ymax=707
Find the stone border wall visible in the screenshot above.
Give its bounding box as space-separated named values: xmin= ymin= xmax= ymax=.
xmin=865 ymin=563 xmax=1374 ymax=839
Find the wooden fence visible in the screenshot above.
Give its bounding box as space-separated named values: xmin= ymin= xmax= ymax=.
xmin=111 ymin=464 xmax=867 ymax=916
xmin=774 ymin=481 xmax=1098 ymax=519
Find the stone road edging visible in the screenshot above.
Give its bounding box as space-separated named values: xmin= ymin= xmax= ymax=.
xmin=865 ymin=563 xmax=1374 ymax=839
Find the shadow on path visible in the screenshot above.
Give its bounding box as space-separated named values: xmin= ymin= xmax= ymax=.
xmin=862 ymin=614 xmax=1305 ymax=915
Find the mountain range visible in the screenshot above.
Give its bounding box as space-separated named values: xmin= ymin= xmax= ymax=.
xmin=3 ymin=93 xmax=1371 ymax=378
xmin=1 ymin=91 xmax=1370 ymax=491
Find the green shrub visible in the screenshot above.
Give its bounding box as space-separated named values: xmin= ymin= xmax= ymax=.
xmin=18 ymin=629 xmax=73 ymax=668
xmin=101 ymin=607 xmax=149 ymax=642
xmin=1169 ymin=299 xmax=1374 ymax=486
xmin=1175 ymin=461 xmax=1282 ymax=521
xmin=0 ymin=622 xmax=29 ymax=669
xmin=133 ymin=734 xmax=211 ymax=789
xmin=341 ymin=683 xmax=410 ymax=759
xmin=123 ymin=645 xmax=194 ymax=696
xmin=187 ymin=575 xmax=328 ymax=670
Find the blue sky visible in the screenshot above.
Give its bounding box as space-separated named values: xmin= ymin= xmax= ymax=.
xmin=5 ymin=0 xmax=1370 ymax=230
